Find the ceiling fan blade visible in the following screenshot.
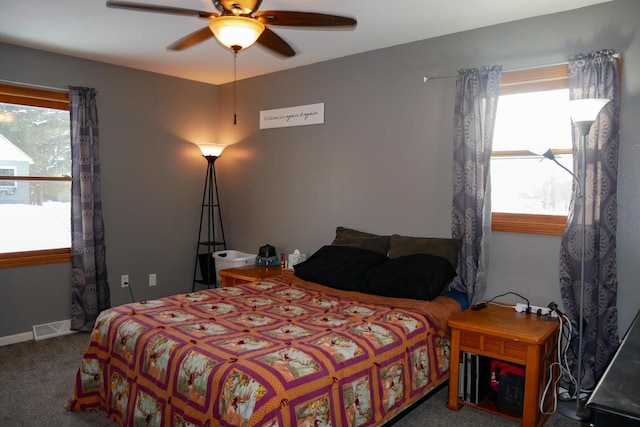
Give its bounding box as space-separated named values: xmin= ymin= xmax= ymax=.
xmin=213 ymin=0 xmax=263 ymax=15
xmin=256 ymin=28 xmax=295 ymax=58
xmin=255 ymin=11 xmax=357 ymax=27
xmin=167 ymin=27 xmax=214 ymax=51
xmin=106 ymin=1 xmax=217 ymax=19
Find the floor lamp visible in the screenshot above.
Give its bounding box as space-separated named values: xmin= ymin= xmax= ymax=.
xmin=192 ymin=143 xmax=227 ymax=290
xmin=541 ymin=98 xmax=610 ymax=421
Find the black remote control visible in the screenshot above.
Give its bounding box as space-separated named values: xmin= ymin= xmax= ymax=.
xmin=471 ymin=302 xmax=487 ymax=311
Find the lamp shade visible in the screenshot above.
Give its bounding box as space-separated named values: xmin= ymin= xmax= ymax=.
xmin=541 ymin=148 xmax=556 ymax=161
xmin=209 ymin=16 xmax=265 ymax=50
xmin=568 ymin=98 xmax=610 ymax=135
xmin=198 ymin=143 xmax=226 ymax=157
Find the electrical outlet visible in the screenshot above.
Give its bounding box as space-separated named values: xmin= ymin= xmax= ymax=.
xmin=149 ymin=273 xmax=157 ymax=287
xmin=121 ymin=274 xmax=129 ymax=288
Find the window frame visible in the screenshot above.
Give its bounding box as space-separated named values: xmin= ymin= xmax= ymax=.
xmin=0 ymin=166 xmax=17 ymax=194
xmin=0 ymin=83 xmax=71 ymax=268
xmin=491 ymin=64 xmax=570 ymax=236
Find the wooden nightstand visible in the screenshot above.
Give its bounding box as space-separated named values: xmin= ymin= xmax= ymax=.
xmin=446 ymin=304 xmax=559 ymax=427
xmin=218 ymin=265 xmax=292 ymax=287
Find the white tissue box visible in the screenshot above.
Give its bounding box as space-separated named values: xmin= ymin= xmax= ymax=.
xmin=288 ymin=250 xmax=306 ymax=268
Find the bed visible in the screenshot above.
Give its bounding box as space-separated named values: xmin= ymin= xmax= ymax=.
xmin=67 ymin=228 xmax=465 ymax=426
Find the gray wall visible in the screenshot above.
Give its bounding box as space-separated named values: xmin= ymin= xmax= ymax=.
xmin=1 ymin=0 xmax=639 ymax=339
xmin=214 ymin=0 xmax=640 ymax=335
xmin=0 ymin=43 xmax=218 ymax=337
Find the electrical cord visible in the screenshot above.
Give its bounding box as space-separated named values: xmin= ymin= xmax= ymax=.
xmin=557 ymin=314 xmax=592 ymax=400
xmin=540 ymin=313 xmax=570 ymax=413
xmin=124 ymin=281 xmax=135 ymax=303
xmin=539 ymin=310 xmax=589 ymax=414
xmin=473 ymin=291 xmax=530 ymax=312
xmin=487 ymin=301 xmax=514 ymax=309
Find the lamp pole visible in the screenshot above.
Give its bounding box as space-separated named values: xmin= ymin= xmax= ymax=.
xmin=542 ymin=141 xmax=588 ymax=420
xmin=192 ymin=144 xmax=227 ymax=290
xmin=562 ymin=130 xmax=589 ymax=420
xmin=557 ymin=99 xmax=609 ymax=421
xmin=541 ymin=99 xmax=609 ymax=422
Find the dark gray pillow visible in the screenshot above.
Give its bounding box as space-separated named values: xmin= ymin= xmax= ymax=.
xmin=365 ymin=254 xmax=457 ymax=301
xmin=294 ymin=245 xmax=387 ymax=292
xmin=388 ymin=234 xmax=461 ymax=269
xmin=331 ymin=226 xmax=391 ymax=255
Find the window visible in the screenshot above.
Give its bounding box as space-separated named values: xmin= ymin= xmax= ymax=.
xmin=0 ymin=83 xmax=71 ymax=268
xmin=491 ymin=65 xmax=572 ymax=235
xmin=0 ymin=167 xmax=17 ymax=195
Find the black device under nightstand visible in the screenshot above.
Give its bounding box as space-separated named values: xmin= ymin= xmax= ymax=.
xmin=587 ymin=310 xmax=640 ymax=426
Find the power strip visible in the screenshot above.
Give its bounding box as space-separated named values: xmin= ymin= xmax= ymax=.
xmin=514 ymin=303 xmax=558 ymax=317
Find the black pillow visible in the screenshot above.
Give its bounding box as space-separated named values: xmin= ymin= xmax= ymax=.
xmin=365 ymin=254 xmax=457 ymax=301
xmin=331 ymin=226 xmax=391 ymax=255
xmin=293 ymin=245 xmax=387 ymax=292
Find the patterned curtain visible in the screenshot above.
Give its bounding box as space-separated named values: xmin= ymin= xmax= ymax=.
xmin=561 ymin=49 xmax=620 ymax=391
xmin=69 ymin=87 xmax=111 ymax=332
xmin=450 ymin=66 xmax=502 ymax=304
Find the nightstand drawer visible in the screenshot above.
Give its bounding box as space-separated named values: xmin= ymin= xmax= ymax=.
xmin=459 ymin=330 xmax=528 ymax=363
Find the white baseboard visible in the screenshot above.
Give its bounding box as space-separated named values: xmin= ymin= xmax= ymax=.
xmin=0 ymin=331 xmax=34 ymax=347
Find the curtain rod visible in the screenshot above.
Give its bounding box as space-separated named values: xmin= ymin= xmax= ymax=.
xmin=0 ymin=78 xmax=68 ymax=93
xmin=423 ymin=53 xmax=621 ymax=84
xmin=423 ymin=75 xmax=457 ymax=83
xmin=423 ymin=61 xmax=568 ymax=83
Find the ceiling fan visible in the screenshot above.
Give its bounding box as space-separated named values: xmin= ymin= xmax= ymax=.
xmin=106 ymin=0 xmax=357 ymax=57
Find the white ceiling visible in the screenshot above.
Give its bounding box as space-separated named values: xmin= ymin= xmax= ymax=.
xmin=0 ymin=0 xmax=612 ymax=85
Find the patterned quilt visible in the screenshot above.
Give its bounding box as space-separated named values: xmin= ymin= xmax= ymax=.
xmin=67 ymin=275 xmax=461 ymax=426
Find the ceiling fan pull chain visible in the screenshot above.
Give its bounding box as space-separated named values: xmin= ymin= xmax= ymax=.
xmin=233 ymin=48 xmax=237 ymax=125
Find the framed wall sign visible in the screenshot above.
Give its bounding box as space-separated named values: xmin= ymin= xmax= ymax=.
xmin=260 ymin=103 xmax=324 ymax=129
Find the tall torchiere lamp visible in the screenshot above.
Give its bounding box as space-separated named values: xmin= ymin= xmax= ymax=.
xmin=541 ymin=98 xmax=610 ymax=421
xmin=192 ymin=143 xmax=227 ymax=290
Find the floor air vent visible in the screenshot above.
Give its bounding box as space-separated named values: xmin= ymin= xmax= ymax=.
xmin=32 ymin=319 xmax=76 ymax=341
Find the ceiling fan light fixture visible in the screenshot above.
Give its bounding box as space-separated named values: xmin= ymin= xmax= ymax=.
xmin=209 ymin=16 xmax=265 ymax=51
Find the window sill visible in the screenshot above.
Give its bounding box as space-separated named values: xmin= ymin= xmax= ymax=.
xmin=0 ymin=248 xmax=71 ymax=269
xmin=492 ymin=213 xmax=566 ymax=236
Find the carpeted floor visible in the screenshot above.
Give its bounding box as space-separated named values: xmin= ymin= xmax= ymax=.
xmin=0 ymin=333 xmax=586 ymax=426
